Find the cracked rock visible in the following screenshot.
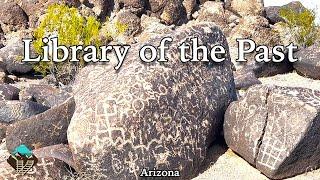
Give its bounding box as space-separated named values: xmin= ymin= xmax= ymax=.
xmin=224 ymin=85 xmax=320 ymax=179
xmin=6 ymin=96 xmax=75 ymax=152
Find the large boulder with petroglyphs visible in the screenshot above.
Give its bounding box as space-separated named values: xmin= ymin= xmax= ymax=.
xmin=224 ymin=85 xmax=320 ymax=179
xmin=68 ymin=22 xmax=236 ymax=179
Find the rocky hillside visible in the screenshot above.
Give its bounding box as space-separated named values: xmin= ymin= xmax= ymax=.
xmin=0 ymin=0 xmax=320 ymax=179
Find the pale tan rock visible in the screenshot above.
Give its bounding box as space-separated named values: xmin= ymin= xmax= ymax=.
xmin=226 ymin=0 xmax=265 ymax=17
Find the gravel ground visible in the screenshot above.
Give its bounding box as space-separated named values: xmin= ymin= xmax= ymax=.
xmin=259 ymin=72 xmax=320 ymax=91
xmin=194 ymin=144 xmax=320 ymax=180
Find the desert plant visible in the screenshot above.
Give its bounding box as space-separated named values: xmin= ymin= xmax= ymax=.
xmin=32 ymin=4 xmax=127 ymax=85
xmin=279 ymin=7 xmax=319 ymax=47
xmin=33 ymin=4 xmax=101 ymax=84
xmin=100 ymin=18 xmax=128 ymax=41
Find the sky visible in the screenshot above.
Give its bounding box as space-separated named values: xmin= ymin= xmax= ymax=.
xmin=264 ymin=0 xmax=320 ymax=24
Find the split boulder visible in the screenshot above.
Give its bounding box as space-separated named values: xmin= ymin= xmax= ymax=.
xmin=224 ymin=85 xmax=320 ymax=179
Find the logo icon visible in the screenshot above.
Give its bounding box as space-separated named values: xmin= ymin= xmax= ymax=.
xmin=7 ymin=144 xmax=38 ymax=175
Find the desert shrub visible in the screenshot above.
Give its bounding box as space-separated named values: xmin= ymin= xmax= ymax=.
xmin=33 ymin=4 xmax=126 ymax=85
xmin=279 ymin=7 xmax=319 ymax=47
xmin=100 ymin=18 xmax=128 ymax=41
xmin=33 ymin=4 xmax=101 ymax=84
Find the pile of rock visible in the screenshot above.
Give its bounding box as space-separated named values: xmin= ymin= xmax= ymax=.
xmin=0 ymin=83 xmax=75 ymax=179
xmin=0 ymin=0 xmax=319 ymax=179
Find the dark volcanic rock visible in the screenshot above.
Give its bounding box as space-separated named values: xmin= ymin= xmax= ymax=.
xmin=0 ymin=144 xmax=74 ymax=179
xmin=33 ymin=144 xmax=76 ymax=171
xmin=0 ymin=33 xmax=34 ymax=75
xmin=0 ymin=84 xmax=20 ymax=100
xmin=119 ymin=0 xmax=146 ymax=8
xmin=160 ymin=0 xmax=187 ymax=25
xmin=294 ymin=44 xmax=320 ymax=80
xmin=6 ymin=96 xmax=75 ymax=152
xmin=253 ymin=59 xmax=294 ymax=78
xmin=283 ymin=1 xmax=306 ymax=14
xmin=234 ymin=70 xmax=261 ymax=89
xmin=148 ymin=0 xmax=167 ymax=13
xmin=0 ymin=101 xmax=48 ymax=123
xmin=116 ymin=0 xmax=146 ymax=14
xmin=148 ymin=0 xmax=187 ymax=25
xmin=235 ymin=58 xmax=293 ymax=79
xmin=68 ymin=22 xmax=236 ymax=179
xmin=224 ymin=85 xmax=269 ymax=165
xmin=265 ymin=6 xmax=284 ymax=24
xmin=0 ymin=123 xmax=6 ymax=140
xmin=265 ymin=1 xmax=307 ymax=24
xmin=0 ymin=158 xmax=71 ymax=179
xmin=115 ymin=10 xmax=141 ymax=36
xmin=18 ymin=0 xmax=81 ymax=28
xmin=80 ymin=0 xmax=109 ymax=19
xmin=224 ymin=85 xmax=320 ymax=179
xmin=19 ymin=84 xmax=71 ymax=107
xmin=0 ymin=2 xmax=28 ymax=33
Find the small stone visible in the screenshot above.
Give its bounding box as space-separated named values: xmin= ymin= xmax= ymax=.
xmin=0 ymin=3 xmax=28 ymax=33
xmin=114 ymin=10 xmax=141 ymax=37
xmin=183 ymin=0 xmax=197 ymax=19
xmin=0 ymin=30 xmax=34 ymax=75
xmin=229 ymin=23 xmax=237 ymax=28
xmin=0 ymin=72 xmax=6 ymax=84
xmin=160 ymin=0 xmax=188 ymax=25
xmin=197 ymin=1 xmax=226 ymax=28
xmin=7 ymin=75 xmax=18 ymax=82
xmin=0 ymin=84 xmax=20 ymax=101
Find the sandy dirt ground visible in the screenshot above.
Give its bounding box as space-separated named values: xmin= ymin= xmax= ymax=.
xmin=194 ymin=143 xmax=320 ymax=180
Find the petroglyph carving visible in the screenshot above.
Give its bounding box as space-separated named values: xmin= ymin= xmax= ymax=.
xmin=224 ymin=85 xmax=320 ymax=179
xmin=68 ymin=22 xmax=236 ymax=179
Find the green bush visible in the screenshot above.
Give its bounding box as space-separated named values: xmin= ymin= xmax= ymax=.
xmin=33 ymin=4 xmax=101 ymax=84
xmin=279 ymin=7 xmax=319 ymax=47
xmin=33 ymin=4 xmax=127 ymax=85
